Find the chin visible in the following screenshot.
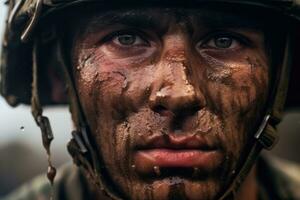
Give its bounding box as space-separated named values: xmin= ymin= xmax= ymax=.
xmin=118 ymin=177 xmax=223 ymax=200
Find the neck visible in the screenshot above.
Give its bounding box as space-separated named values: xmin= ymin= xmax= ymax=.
xmin=235 ymin=164 xmax=258 ymax=200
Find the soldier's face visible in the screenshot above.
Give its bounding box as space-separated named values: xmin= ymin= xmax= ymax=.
xmin=71 ymin=7 xmax=269 ymax=200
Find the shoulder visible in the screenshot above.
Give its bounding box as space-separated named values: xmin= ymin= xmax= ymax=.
xmin=1 ymin=163 xmax=86 ymax=200
xmin=268 ymin=156 xmax=300 ymax=197
xmin=258 ymin=155 xmax=300 ymax=199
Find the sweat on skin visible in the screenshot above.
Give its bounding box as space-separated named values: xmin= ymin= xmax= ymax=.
xmin=66 ymin=7 xmax=269 ymax=200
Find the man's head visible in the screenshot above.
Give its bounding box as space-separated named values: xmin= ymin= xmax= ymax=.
xmin=65 ymin=6 xmax=273 ymax=199
xmin=1 ymin=1 xmax=300 ymax=200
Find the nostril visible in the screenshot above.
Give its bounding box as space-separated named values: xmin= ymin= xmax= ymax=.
xmin=172 ymin=104 xmax=201 ymax=117
xmin=185 ymin=104 xmax=202 ymax=116
xmin=185 ymin=104 xmax=201 ymax=114
xmin=153 ymin=105 xmax=175 ymax=117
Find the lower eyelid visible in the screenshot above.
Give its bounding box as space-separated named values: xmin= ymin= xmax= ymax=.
xmin=104 ymin=43 xmax=152 ymax=55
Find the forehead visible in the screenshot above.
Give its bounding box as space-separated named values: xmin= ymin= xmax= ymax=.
xmin=79 ymin=7 xmax=266 ymax=32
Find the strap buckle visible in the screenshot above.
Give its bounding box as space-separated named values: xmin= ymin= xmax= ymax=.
xmin=21 ymin=0 xmax=43 ymax=42
xmin=254 ymin=114 xmax=279 ymax=150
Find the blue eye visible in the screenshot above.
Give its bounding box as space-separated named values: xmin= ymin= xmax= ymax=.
xmin=116 ymin=34 xmax=136 ymax=45
xmin=213 ymin=37 xmax=233 ymax=48
xmin=197 ymin=32 xmax=250 ymax=50
xmin=206 ymin=36 xmax=239 ymax=49
xmin=112 ymin=33 xmax=147 ymax=46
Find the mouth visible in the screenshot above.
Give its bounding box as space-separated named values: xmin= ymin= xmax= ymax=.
xmin=133 ymin=133 xmax=224 ymax=178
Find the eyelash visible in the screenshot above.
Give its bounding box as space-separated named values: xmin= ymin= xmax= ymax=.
xmin=101 ymin=29 xmax=150 ymax=45
xmin=200 ymin=31 xmax=252 ymax=47
xmin=100 ymin=29 xmax=252 ymax=50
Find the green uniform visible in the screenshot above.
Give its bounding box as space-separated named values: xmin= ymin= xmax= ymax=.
xmin=2 ymin=156 xmax=300 ymax=200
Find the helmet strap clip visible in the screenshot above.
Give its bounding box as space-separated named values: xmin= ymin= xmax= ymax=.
xmin=254 ymin=115 xmax=279 ymax=150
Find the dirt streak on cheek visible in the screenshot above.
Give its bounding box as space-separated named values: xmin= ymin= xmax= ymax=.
xmin=194 ymin=52 xmax=269 ymax=116
xmin=187 ymin=52 xmax=269 ymax=175
xmin=76 ymin=48 xmax=162 ymax=197
xmin=76 ymin=67 xmax=134 ymax=197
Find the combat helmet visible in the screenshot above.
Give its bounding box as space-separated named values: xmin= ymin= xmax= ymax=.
xmin=1 ymin=0 xmax=300 ymax=199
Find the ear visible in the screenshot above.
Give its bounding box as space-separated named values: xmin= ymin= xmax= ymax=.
xmin=48 ymin=66 xmax=69 ymax=104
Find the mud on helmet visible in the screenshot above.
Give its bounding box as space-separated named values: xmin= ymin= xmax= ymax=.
xmin=1 ymin=0 xmax=300 ymax=199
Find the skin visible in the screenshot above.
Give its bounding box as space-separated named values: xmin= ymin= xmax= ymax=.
xmin=69 ymin=7 xmax=269 ymax=200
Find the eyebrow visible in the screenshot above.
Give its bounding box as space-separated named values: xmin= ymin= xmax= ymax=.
xmin=88 ymin=10 xmax=165 ymax=30
xmin=86 ymin=8 xmax=265 ymax=33
xmin=193 ymin=10 xmax=265 ymax=30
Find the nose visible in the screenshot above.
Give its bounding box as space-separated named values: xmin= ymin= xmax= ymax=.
xmin=149 ymin=49 xmax=205 ymax=116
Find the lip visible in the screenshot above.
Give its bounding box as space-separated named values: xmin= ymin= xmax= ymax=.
xmin=133 ymin=133 xmax=223 ymax=175
xmin=134 ymin=149 xmax=223 ymax=174
xmin=136 ymin=133 xmax=216 ymax=150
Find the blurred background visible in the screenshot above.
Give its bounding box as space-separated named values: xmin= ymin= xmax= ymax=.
xmin=0 ymin=1 xmax=299 ymax=198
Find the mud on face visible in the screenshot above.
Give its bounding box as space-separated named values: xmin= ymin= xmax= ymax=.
xmin=70 ymin=7 xmax=269 ymax=200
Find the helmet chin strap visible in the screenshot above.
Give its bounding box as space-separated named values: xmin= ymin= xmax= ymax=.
xmin=49 ymin=28 xmax=292 ymax=200
xmin=31 ymin=38 xmax=57 ymax=188
xmin=219 ymin=118 xmax=277 ymax=200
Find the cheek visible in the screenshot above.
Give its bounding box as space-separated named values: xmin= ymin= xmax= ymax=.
xmin=76 ymin=50 xmax=151 ymax=115
xmin=75 ymin=58 xmax=126 ymax=131
xmin=78 ymin=48 xmax=156 ymax=102
xmin=207 ymin=69 xmax=268 ymax=116
xmin=191 ymin=52 xmax=269 ymax=166
xmin=195 ymin=52 xmax=269 ymax=116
